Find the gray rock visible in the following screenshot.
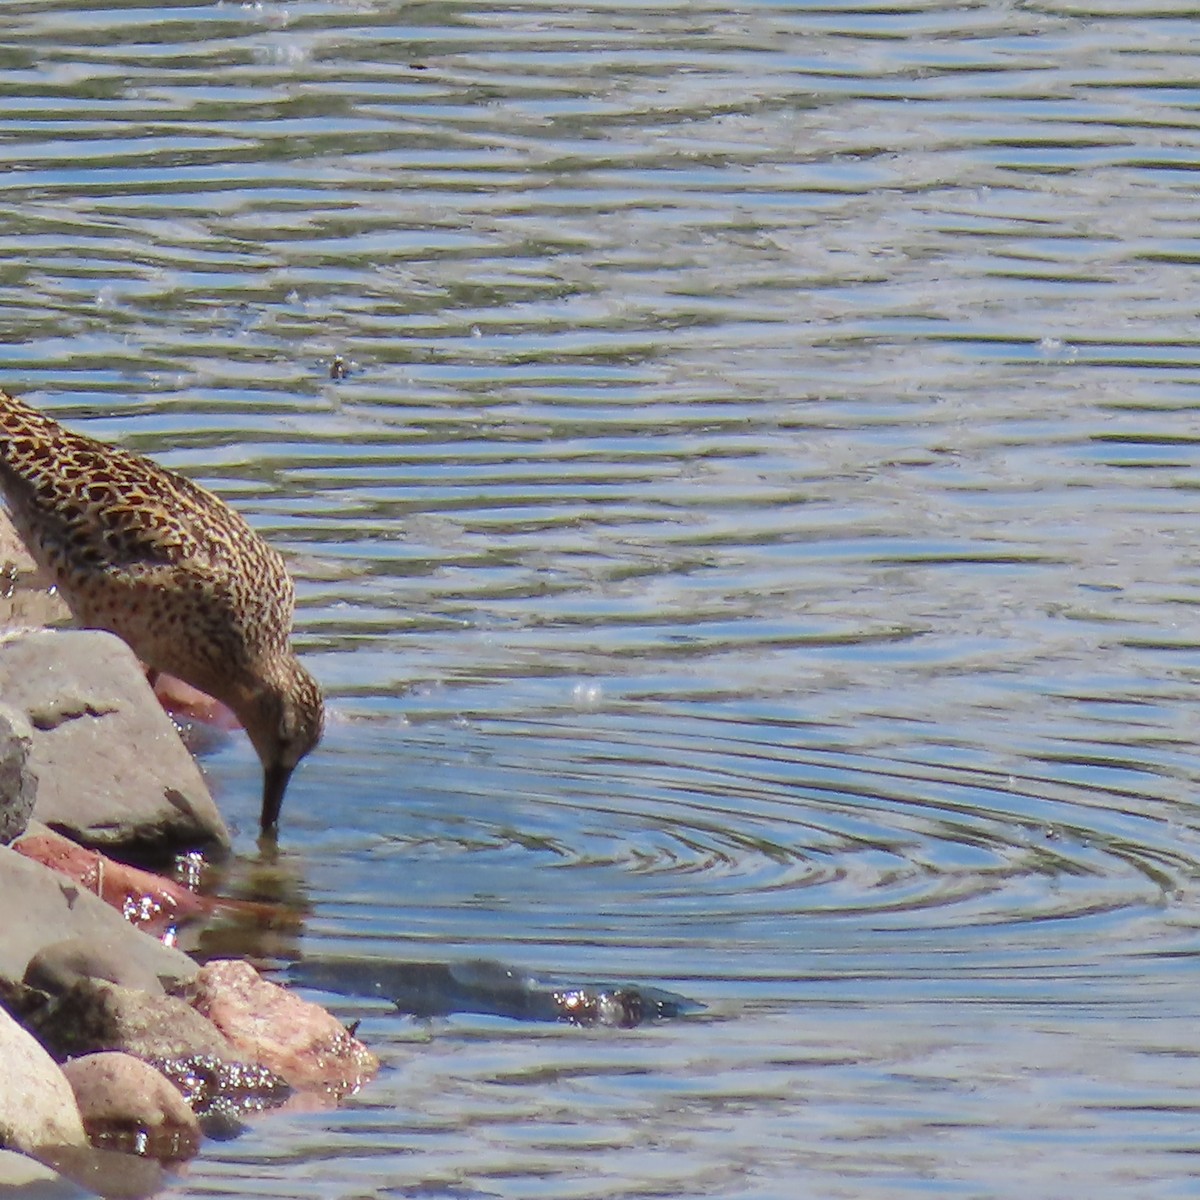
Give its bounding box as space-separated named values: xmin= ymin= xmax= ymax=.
xmin=28 ymin=978 xmax=232 ymax=1063
xmin=0 ymin=705 xmax=34 ymax=845
xmin=0 ymin=1007 xmax=86 ymax=1155
xmin=25 ymin=936 xmax=176 ymax=998
xmin=0 ymin=629 xmax=229 ymax=854
xmin=0 ymin=846 xmax=196 ymax=993
xmin=61 ymin=1053 xmax=200 ymax=1163
xmin=0 ymin=1148 xmax=87 ymax=1198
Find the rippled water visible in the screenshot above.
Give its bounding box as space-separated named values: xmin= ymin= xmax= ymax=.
xmin=8 ymin=0 xmax=1200 ymax=1195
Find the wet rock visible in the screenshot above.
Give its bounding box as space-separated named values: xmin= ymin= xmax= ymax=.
xmin=60 ymin=1053 xmax=200 ymax=1164
xmin=15 ymin=826 xmax=210 ymax=939
xmin=0 ymin=1006 xmax=86 ymax=1156
xmin=0 ymin=629 xmax=229 ymax=856
xmin=26 ymin=978 xmax=232 ymax=1063
xmin=0 ymin=845 xmax=196 ymax=993
xmin=0 ymin=1147 xmax=87 ymax=1198
xmin=0 ymin=704 xmax=35 ymax=846
xmin=149 ymin=1054 xmax=292 ymax=1129
xmin=192 ymin=959 xmax=378 ymax=1095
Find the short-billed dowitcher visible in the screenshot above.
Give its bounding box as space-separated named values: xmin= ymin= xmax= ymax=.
xmin=0 ymin=389 xmax=324 ymax=837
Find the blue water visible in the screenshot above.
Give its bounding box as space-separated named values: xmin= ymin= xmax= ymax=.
xmin=7 ymin=0 xmax=1200 ymax=1195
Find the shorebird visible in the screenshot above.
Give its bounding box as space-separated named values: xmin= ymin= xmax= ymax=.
xmin=0 ymin=389 xmax=324 ymax=837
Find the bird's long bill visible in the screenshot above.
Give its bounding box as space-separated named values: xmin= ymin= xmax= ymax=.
xmin=260 ymin=760 xmax=295 ymax=838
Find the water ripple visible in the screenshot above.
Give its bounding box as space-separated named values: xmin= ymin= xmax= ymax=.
xmin=274 ymin=704 xmax=1200 ymax=960
xmin=9 ymin=0 xmax=1200 ymax=1194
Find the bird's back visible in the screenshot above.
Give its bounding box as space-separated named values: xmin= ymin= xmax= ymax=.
xmin=0 ymin=389 xmax=296 ymax=693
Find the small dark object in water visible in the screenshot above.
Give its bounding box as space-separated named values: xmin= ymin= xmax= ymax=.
xmin=330 ymin=355 xmax=349 ymax=380
xmin=290 ymin=956 xmax=703 ymax=1027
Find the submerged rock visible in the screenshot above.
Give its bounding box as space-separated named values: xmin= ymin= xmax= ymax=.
xmin=292 ymin=955 xmax=704 ymax=1027
xmin=34 ymin=1142 xmax=166 ymax=1200
xmin=0 ymin=1147 xmax=88 ymax=1198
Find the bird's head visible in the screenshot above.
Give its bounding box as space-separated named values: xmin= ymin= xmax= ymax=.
xmin=239 ymin=656 xmax=326 ymax=838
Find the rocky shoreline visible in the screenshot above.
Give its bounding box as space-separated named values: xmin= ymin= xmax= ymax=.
xmin=0 ymin=517 xmax=375 ymax=1197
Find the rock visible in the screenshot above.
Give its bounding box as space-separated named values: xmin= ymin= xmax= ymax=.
xmin=25 ymin=978 xmax=232 ymax=1063
xmin=24 ymin=937 xmax=176 ymax=999
xmin=14 ymin=826 xmax=210 ymax=940
xmin=33 ymin=1143 xmax=165 ymax=1200
xmin=0 ymin=705 xmax=35 ymax=846
xmin=0 ymin=1006 xmax=86 ymax=1156
xmin=0 ymin=509 xmax=72 ymax=630
xmin=192 ymin=959 xmax=378 ymax=1095
xmin=0 ymin=507 xmax=38 ymax=575
xmin=148 ymin=1054 xmax=291 ymax=1126
xmin=0 ymin=845 xmax=196 ymax=994
xmin=0 ymin=629 xmax=229 ymax=856
xmin=0 ymin=1148 xmax=88 ymax=1198
xmin=60 ymin=1053 xmax=200 ymax=1163
xmin=152 ymin=672 xmax=239 ymax=732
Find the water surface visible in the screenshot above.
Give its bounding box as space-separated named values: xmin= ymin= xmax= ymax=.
xmin=6 ymin=0 xmax=1200 ymax=1195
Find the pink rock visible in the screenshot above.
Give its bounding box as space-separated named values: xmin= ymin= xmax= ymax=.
xmin=61 ymin=1052 xmax=200 ymax=1164
xmin=191 ymin=960 xmax=378 ymax=1097
xmin=14 ymin=828 xmax=209 ymax=936
xmin=0 ymin=844 xmax=196 ymax=997
xmin=151 ymin=672 xmax=240 ymax=732
xmin=14 ymin=825 xmax=300 ymax=940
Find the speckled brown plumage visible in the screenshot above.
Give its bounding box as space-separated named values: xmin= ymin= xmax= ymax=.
xmin=0 ymin=388 xmax=324 ymax=836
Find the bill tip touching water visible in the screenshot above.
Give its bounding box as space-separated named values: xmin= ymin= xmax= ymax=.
xmin=0 ymin=387 xmax=324 ymax=837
